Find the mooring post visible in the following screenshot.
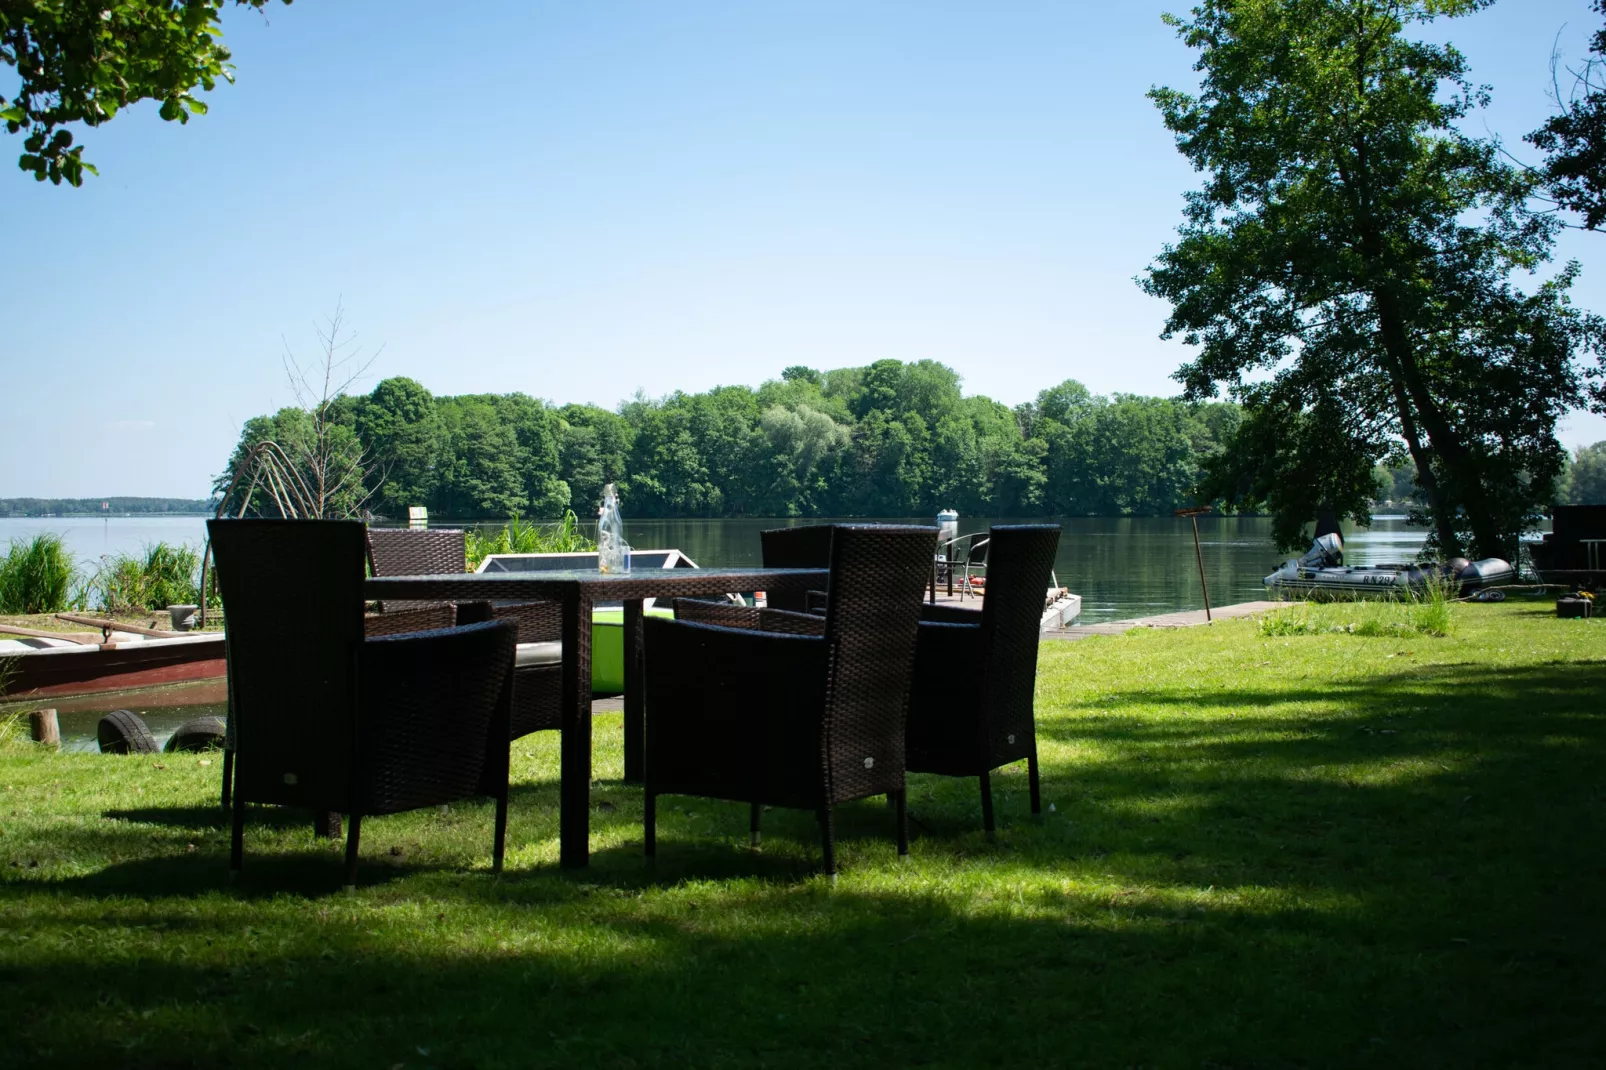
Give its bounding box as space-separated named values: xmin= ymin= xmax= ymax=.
xmin=1176 ymin=507 xmax=1213 ymax=623
xmin=28 ymin=709 xmax=60 ymax=749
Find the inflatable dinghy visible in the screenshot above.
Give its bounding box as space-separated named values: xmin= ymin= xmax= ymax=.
xmin=1264 ymin=533 xmax=1515 ymax=597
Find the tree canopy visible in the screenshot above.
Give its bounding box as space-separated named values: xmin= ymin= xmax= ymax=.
xmin=1 ymin=0 xmax=288 ymax=185
xmin=1557 ymin=440 xmax=1606 ymax=504
xmin=1529 ymin=0 xmax=1606 ymax=231
xmin=1142 ymin=0 xmax=1596 ymax=559
xmin=218 ymin=363 xmax=1245 ymax=521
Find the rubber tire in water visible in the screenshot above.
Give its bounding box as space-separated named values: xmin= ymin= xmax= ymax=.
xmin=98 ymin=709 xmax=160 ymax=755
xmin=164 ymin=716 xmax=227 ymax=753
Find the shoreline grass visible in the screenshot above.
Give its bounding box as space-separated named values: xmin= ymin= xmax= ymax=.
xmin=1 ymin=601 xmax=1602 ymax=1067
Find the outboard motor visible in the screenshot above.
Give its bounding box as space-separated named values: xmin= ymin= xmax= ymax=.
xmin=1297 ymin=532 xmax=1344 ymax=569
xmin=1264 ymin=532 xmax=1344 ymax=587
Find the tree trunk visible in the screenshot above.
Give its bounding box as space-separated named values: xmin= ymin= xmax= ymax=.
xmin=1314 ymin=501 xmax=1342 ymax=541
xmin=1372 ymin=288 xmax=1507 ymax=558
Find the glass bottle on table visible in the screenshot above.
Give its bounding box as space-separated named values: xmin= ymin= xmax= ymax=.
xmin=597 ymin=483 xmax=627 ymax=573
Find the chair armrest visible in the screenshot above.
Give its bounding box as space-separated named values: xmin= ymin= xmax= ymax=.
xmin=909 ymin=620 xmax=985 ymax=754
xmin=492 ymin=599 xmax=561 ymax=643
xmin=760 ymin=607 xmax=827 ymax=636
xmin=454 ymin=600 xmax=493 ymax=625
xmin=355 ymin=619 xmax=516 ymax=814
xmin=364 ymin=603 xmax=457 ymax=637
xmin=920 ymin=603 xmax=983 ymax=626
xmin=674 ymin=598 xmax=763 ymax=629
xmin=673 ymin=600 xmax=827 ymax=637
xmin=644 ymin=617 xmax=829 ymax=806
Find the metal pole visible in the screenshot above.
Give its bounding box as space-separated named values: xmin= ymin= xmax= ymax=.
xmin=1190 ymin=515 xmax=1212 ymax=622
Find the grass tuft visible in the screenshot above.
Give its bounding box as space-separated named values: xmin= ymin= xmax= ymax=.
xmin=464 ymin=510 xmax=596 ymax=570
xmin=0 ymin=533 xmax=77 ymax=614
xmin=1259 ymin=578 xmax=1456 ymax=638
xmin=95 ymin=541 xmax=209 ymax=612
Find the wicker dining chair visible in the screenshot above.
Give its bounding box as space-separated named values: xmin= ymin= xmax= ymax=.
xmin=758 ymin=524 xmax=835 ymax=611
xmin=906 ymin=524 xmax=1061 ymax=835
xmin=365 ymin=526 xmax=563 ymax=740
xmin=645 ymin=524 xmax=936 ymax=876
xmin=208 ymin=519 xmax=516 ymax=889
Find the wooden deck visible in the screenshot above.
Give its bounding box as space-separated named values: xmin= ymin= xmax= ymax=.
xmin=1043 ymin=600 xmax=1287 ymax=642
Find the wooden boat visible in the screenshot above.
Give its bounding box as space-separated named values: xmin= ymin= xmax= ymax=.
xmin=0 ymin=626 xmax=226 ymax=701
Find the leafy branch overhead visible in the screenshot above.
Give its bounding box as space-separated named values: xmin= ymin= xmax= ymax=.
xmin=0 ymin=0 xmax=290 ymax=186
xmin=1529 ymin=0 xmax=1606 ymax=231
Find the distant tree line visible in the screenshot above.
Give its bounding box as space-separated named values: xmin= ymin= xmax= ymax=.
xmin=217 ymin=360 xmax=1247 ymax=520
xmin=1557 ymin=441 xmax=1606 ymax=506
xmin=0 ymin=497 xmax=216 ymax=517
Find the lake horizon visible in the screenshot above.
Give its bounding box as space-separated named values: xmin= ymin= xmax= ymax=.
xmin=1 ymin=513 xmax=1436 ymax=625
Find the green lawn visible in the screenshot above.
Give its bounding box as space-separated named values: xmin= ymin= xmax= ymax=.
xmin=2 ymin=602 xmax=1603 ymax=1068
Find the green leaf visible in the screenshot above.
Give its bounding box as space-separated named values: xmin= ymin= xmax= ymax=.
xmin=0 ymin=106 xmax=23 ymax=124
xmin=185 ymin=98 xmax=208 ymax=115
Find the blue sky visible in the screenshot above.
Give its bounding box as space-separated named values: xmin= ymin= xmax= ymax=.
xmin=2 ymin=0 xmax=1604 ymax=498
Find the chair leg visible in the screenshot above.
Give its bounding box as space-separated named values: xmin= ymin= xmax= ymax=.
xmin=895 ymin=789 xmax=909 ymax=861
xmin=220 ymin=748 xmax=234 ymax=808
xmin=343 ymin=813 xmax=363 ymax=892
xmin=979 ymin=770 xmax=996 ymax=841
xmin=1028 ymin=748 xmax=1042 ymax=816
xmin=818 ymin=805 xmax=837 ymax=878
xmin=493 ymin=791 xmax=509 ymax=875
xmin=749 ymin=802 xmax=762 ymax=847
xmin=229 ymin=791 xmax=245 ymax=880
xmin=314 ymin=810 xmax=342 ymax=839
xmin=644 ymin=792 xmax=657 ymax=860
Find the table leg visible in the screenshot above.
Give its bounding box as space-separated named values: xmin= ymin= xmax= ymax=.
xmin=559 ymin=592 xmax=594 ymax=869
xmin=622 ymin=598 xmax=645 ymax=783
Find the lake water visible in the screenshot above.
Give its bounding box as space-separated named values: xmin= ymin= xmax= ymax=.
xmin=2 ymin=512 xmax=1429 ymax=751
xmin=1 ymin=513 xmax=1429 ymax=624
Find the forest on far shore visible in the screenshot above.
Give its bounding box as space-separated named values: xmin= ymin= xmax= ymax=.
xmin=219 ymin=358 xmax=1441 ymax=522
xmin=0 ymin=497 xmax=215 ymax=517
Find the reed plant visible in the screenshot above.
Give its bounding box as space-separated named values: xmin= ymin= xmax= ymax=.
xmin=464 ymin=511 xmax=595 ymax=570
xmin=1259 ymin=575 xmax=1456 ymax=638
xmin=0 ymin=533 xmax=77 ymax=614
xmin=96 ymin=542 xmax=210 ymax=612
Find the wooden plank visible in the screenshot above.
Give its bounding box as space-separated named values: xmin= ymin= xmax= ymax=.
xmin=0 ymin=624 xmax=93 ymax=644
xmin=55 ymin=613 xmax=182 ymax=638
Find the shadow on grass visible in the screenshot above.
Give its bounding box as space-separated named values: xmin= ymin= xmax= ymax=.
xmin=3 ymin=875 xmax=1600 ymax=1069
xmin=3 ymin=656 xmax=1603 ymax=1066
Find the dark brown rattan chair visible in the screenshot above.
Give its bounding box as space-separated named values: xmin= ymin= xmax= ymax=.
xmin=209 ymin=519 xmax=516 ymax=889
xmin=906 ymin=524 xmax=1061 ymax=835
xmin=365 ymin=526 xmax=562 ymax=740
xmin=645 ymin=524 xmax=936 ymax=875
xmin=759 ymin=524 xmax=835 ymax=611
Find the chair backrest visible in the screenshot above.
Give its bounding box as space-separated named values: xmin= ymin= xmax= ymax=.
xmin=975 ymin=524 xmax=1061 ymax=761
xmin=367 ymin=527 xmax=467 ymax=576
xmin=761 ymin=525 xmax=835 ymax=611
xmin=208 ymin=519 xmax=366 ymax=811
xmin=818 ymin=524 xmax=937 ymax=798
